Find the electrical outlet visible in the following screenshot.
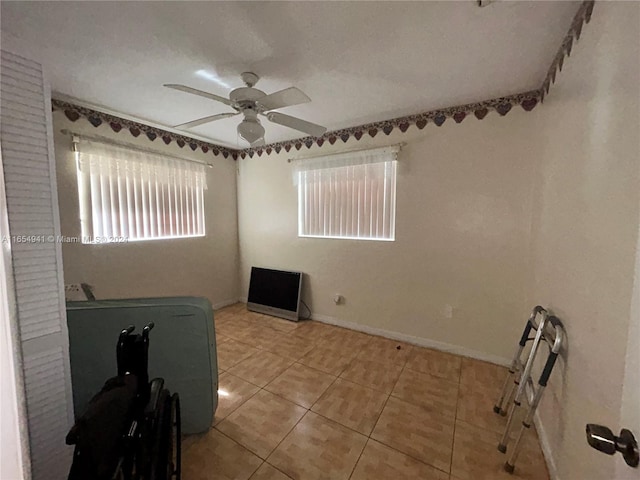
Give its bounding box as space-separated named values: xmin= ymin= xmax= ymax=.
xmin=65 ymin=283 xmax=81 ymax=294
xmin=443 ymin=304 xmax=454 ymax=319
xmin=65 ymin=284 xmax=85 ymax=301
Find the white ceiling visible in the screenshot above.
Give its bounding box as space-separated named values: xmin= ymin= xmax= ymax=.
xmin=1 ymin=1 xmax=579 ymax=148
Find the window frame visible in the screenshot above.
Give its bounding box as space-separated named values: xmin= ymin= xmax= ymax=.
xmin=74 ymin=139 xmax=208 ymax=244
xmin=294 ymin=146 xmax=399 ymax=242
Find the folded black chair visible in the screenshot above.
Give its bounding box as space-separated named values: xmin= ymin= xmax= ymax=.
xmin=66 ymin=322 xmax=181 ymax=480
xmin=66 ymin=375 xmax=138 ymax=480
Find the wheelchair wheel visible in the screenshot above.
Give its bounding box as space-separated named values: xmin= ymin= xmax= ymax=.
xmin=150 ymin=390 xmax=181 ymax=480
xmin=169 ymin=394 xmax=181 ymax=480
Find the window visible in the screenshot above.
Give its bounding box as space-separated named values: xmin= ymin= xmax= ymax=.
xmin=75 ymin=140 xmax=207 ymax=243
xmin=294 ymin=146 xmax=399 ymax=241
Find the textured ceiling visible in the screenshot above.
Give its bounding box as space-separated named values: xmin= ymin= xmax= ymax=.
xmin=1 ymin=1 xmax=579 ymax=148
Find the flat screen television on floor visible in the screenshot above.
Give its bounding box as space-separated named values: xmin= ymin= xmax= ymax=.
xmin=247 ymin=267 xmax=302 ymax=321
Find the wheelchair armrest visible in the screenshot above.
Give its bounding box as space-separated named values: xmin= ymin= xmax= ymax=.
xmin=144 ymin=378 xmax=164 ymax=417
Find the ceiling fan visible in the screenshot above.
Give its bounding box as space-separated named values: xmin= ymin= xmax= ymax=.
xmin=164 ymin=72 xmax=327 ymax=147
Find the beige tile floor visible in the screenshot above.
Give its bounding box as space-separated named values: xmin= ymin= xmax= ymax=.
xmin=182 ymin=303 xmax=549 ymax=480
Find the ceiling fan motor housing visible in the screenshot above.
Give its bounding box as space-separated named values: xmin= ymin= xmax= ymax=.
xmin=241 ymin=71 xmax=260 ymax=87
xmin=229 ymin=87 xmax=266 ymax=105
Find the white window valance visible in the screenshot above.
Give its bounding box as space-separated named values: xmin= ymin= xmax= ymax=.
xmin=291 ymin=145 xmax=400 ymax=185
xmin=77 ymin=141 xmax=208 ymax=189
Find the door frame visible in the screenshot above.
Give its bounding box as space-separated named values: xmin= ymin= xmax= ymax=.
xmin=616 ymin=207 xmax=640 ymax=479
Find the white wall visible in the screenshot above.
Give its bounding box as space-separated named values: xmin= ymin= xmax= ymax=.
xmin=238 ymin=108 xmax=540 ymax=362
xmin=53 ymin=111 xmax=240 ymax=308
xmin=527 ymin=3 xmax=640 ymax=479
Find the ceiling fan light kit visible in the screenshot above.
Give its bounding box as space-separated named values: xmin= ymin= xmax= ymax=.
xmin=165 ymin=72 xmax=327 ymax=147
xmin=237 ymin=111 xmax=265 ymax=146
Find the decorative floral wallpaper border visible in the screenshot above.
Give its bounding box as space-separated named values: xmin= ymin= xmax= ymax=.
xmin=539 ymin=0 xmax=595 ymax=103
xmin=52 ymin=0 xmax=594 ymax=160
xmin=51 ymin=99 xmax=238 ymax=159
xmin=237 ymin=90 xmax=541 ymax=159
xmin=53 ymin=90 xmax=541 ymax=161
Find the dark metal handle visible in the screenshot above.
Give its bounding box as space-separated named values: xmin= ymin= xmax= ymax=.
xmin=519 ymin=320 xmax=534 ymax=347
xmin=520 ymin=305 xmax=547 ymax=346
xmin=586 ymin=424 xmax=639 ymax=468
xmin=142 ymin=322 xmax=154 ymax=340
xmin=120 ymin=325 xmax=135 ymax=336
xmin=546 ymin=315 xmax=562 ymax=328
xmin=539 ymin=352 xmax=558 ymax=387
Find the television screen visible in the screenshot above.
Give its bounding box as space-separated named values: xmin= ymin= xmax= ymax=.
xmin=247 ymin=267 xmax=302 ymax=321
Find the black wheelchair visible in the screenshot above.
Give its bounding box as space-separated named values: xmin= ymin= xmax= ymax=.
xmin=66 ymin=323 xmax=181 ymax=480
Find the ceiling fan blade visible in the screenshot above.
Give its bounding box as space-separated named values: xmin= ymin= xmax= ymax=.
xmin=173 ymin=112 xmax=239 ymax=129
xmin=266 ymin=112 xmax=327 ymax=137
xmin=257 ymin=87 xmax=311 ymax=111
xmin=164 ymin=84 xmax=232 ymax=106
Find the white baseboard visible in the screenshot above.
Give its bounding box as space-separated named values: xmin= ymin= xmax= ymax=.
xmin=230 ymin=301 xmax=511 ymax=366
xmin=310 ymin=312 xmax=511 ymax=367
xmin=534 ymin=411 xmax=559 ymax=480
xmin=212 ymin=298 xmax=243 ymax=310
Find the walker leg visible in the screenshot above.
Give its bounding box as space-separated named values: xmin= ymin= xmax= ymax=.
xmin=494 ymin=369 xmax=516 ymax=415
xmin=496 ymin=317 xmax=535 ymax=415
xmin=498 ymin=398 xmax=520 ymax=453
xmin=498 ymin=314 xmax=547 ymax=453
xmin=502 ymin=379 xmax=519 ymax=416
xmin=504 ymin=387 xmax=545 ymax=473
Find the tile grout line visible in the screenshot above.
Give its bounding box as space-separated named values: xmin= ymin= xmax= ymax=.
xmin=346 ymin=353 xmax=409 ymax=480
xmin=260 ymin=402 xmax=321 ymax=476
xmin=262 ymin=462 xmax=295 ymax=480
xmin=295 ymin=355 xmax=354 ymax=377
xmin=259 ymin=406 xmax=305 ymax=479
xmin=366 ymin=436 xmax=452 ymax=478
xmin=359 ymin=347 xmax=458 ymax=478
xmin=315 ymin=334 xmax=377 ymax=480
xmin=292 ymin=358 xmax=347 ymax=378
xmin=264 ymin=369 xmax=339 ymax=411
xmin=243 ymin=326 xmax=346 ymax=473
xmin=367 ymin=348 xmax=409 ymax=436
xmin=209 ymin=428 xmax=264 ymax=478
xmin=216 ymin=306 xmax=545 ymax=479
xmin=346 ymin=437 xmax=370 ymax=480
xmin=448 ymin=358 xmax=464 ymax=477
xmin=303 ymin=404 xmax=393 ymax=478
xmin=308 ymin=409 xmax=370 ymax=439
xmin=220 ymin=311 xmax=385 ymax=462
xmin=213 ymin=371 xmax=263 ymax=426
xmin=308 ymin=374 xmax=342 ymax=411
xmin=215 ymin=382 xmax=305 ymax=465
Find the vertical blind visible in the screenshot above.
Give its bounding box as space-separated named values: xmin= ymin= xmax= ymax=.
xmin=294 ymin=146 xmax=399 ymax=241
xmin=76 ymin=141 xmax=207 ymax=243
